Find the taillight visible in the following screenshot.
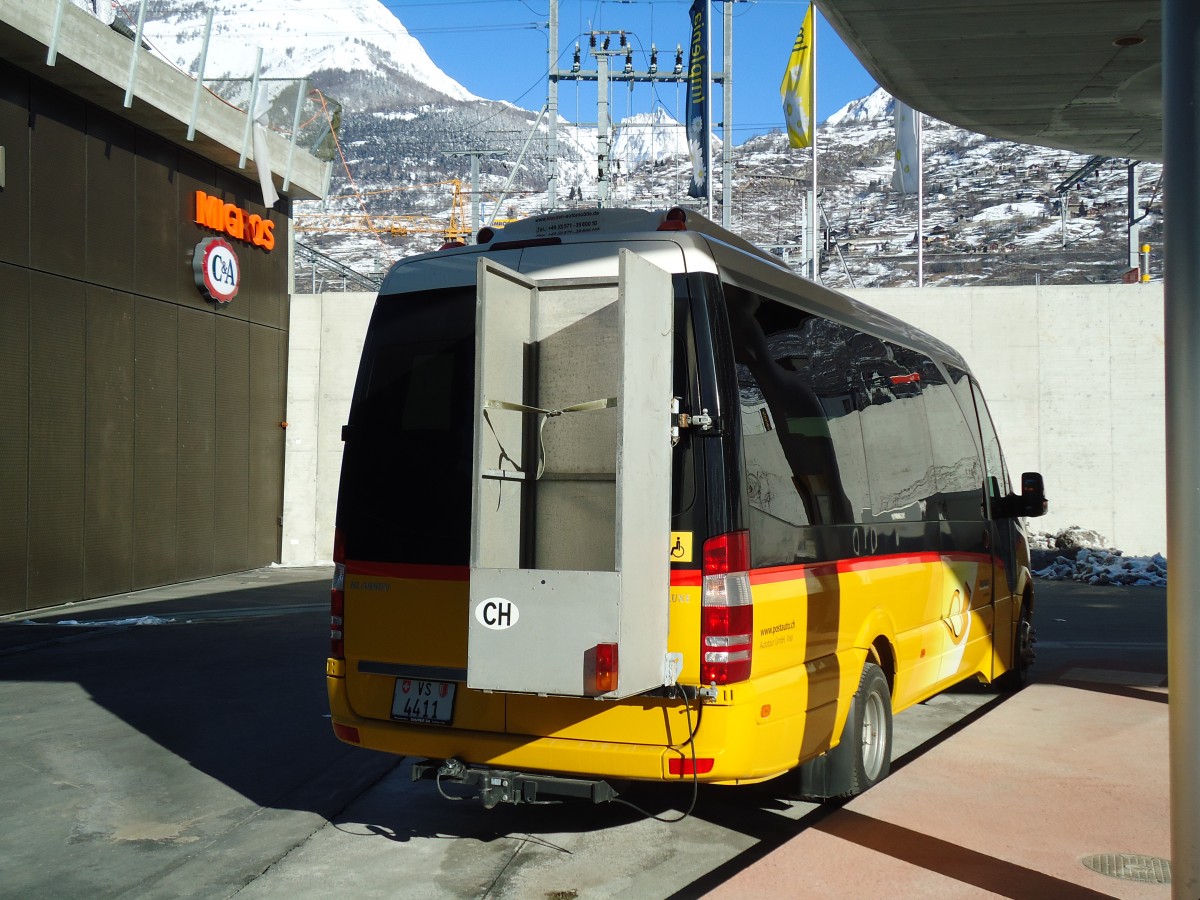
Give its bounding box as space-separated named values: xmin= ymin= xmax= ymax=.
xmin=332 ymin=723 xmax=360 ymax=744
xmin=330 ymin=528 xmax=345 ymax=659
xmin=658 ymin=206 xmax=688 ymax=231
xmin=700 ymin=531 xmax=752 ymax=685
xmin=593 ymin=642 xmax=618 ymax=694
xmin=668 ymin=756 xmax=715 ymax=776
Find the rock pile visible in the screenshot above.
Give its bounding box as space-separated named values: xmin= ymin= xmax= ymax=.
xmin=1029 ymin=526 xmax=1167 ymax=587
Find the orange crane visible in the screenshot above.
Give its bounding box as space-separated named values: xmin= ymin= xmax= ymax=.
xmin=294 ymin=179 xmax=470 ymax=242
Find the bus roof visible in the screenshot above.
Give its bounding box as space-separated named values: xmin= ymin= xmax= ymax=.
xmin=378 ymin=206 xmax=972 ymax=374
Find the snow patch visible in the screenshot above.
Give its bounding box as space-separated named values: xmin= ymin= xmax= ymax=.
xmin=26 ymin=616 xmax=176 ymax=627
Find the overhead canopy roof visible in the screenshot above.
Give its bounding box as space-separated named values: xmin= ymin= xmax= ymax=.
xmin=0 ymin=0 xmax=330 ymax=200
xmin=820 ymin=0 xmax=1162 ymax=162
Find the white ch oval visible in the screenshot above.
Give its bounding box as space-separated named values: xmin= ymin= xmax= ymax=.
xmin=475 ymin=597 xmax=520 ymax=630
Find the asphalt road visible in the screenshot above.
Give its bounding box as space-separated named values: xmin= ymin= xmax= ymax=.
xmin=1025 ymin=578 xmax=1169 ymax=685
xmin=0 ymin=570 xmax=1167 ymax=899
xmin=0 ymin=568 xmax=396 ymax=900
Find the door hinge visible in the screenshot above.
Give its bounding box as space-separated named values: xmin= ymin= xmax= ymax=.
xmin=672 ymin=397 xmax=714 ymax=442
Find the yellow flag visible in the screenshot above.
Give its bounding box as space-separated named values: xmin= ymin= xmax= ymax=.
xmin=780 ymin=3 xmax=815 ymax=149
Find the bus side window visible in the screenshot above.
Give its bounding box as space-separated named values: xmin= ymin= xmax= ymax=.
xmin=971 ymin=382 xmax=1011 ymax=502
xmin=724 ymin=288 xmax=869 ymax=567
xmin=947 ymin=366 xmax=1011 ymax=512
xmin=924 ymin=363 xmax=985 ymax=523
xmin=856 ymin=342 xmax=938 ymax=526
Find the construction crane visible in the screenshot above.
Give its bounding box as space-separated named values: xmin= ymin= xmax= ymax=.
xmin=294 ymin=179 xmax=470 ymax=242
xmin=294 ymin=214 xmax=468 ymax=239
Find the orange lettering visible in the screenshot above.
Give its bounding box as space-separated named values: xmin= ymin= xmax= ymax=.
xmin=195 ymin=191 xmax=224 ymax=230
xmin=223 ymin=203 xmax=244 ymax=240
xmin=248 ymin=215 xmax=277 ymax=251
xmin=205 ymin=195 xmax=223 ymax=229
xmin=194 ymin=190 xmax=273 ymax=251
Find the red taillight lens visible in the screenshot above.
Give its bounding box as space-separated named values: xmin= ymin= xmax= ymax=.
xmin=658 ymin=206 xmax=688 ymax=231
xmin=703 ymin=530 xmax=750 ymax=575
xmin=700 ymin=531 xmax=752 ymax=685
xmin=668 ymin=756 xmax=715 ymax=776
xmin=332 ymin=723 xmax=360 ymax=744
xmin=594 ymin=642 xmax=618 ymax=694
xmin=330 ymin=582 xmax=344 ymax=659
xmin=700 ymin=605 xmax=752 ymax=684
xmin=330 ymin=528 xmax=345 ymax=659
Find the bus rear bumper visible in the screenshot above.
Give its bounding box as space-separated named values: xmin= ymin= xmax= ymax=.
xmin=328 ymin=672 xmax=790 ymax=783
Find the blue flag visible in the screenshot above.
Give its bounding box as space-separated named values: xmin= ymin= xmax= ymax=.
xmin=685 ymin=0 xmax=709 ymax=199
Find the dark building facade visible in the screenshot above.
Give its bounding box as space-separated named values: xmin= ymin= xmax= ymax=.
xmin=0 ymin=58 xmax=296 ymax=614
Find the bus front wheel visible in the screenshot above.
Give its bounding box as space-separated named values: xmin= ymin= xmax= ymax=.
xmin=995 ymin=601 xmax=1035 ymax=691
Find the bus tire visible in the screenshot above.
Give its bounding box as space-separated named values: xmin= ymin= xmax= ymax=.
xmin=796 ymin=661 xmax=893 ymax=801
xmin=846 ymin=661 xmax=893 ymax=794
xmin=995 ymin=601 xmax=1035 ymax=691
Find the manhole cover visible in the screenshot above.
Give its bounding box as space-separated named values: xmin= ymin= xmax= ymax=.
xmin=1082 ymin=853 xmax=1171 ymax=884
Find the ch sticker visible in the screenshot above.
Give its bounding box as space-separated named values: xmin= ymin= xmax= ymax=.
xmin=669 ymin=531 xmax=693 ymax=562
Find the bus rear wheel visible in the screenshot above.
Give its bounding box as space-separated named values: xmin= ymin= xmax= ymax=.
xmin=849 ymin=662 xmax=893 ymax=791
xmin=795 ymin=660 xmax=893 ymax=801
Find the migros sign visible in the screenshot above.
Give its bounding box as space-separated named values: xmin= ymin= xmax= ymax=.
xmin=194 ymin=191 xmax=276 ymax=251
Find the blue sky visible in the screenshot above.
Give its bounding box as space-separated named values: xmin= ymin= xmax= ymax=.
xmin=383 ymin=0 xmax=878 ymax=145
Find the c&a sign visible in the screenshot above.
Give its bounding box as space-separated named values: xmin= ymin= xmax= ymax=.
xmin=192 ymin=237 xmax=240 ymax=304
xmin=194 ymin=190 xmax=276 ymax=251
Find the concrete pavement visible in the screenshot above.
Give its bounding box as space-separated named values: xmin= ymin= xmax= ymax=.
xmin=704 ymin=666 xmax=1171 ymax=899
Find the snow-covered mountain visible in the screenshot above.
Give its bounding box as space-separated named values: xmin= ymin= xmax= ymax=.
xmin=141 ymin=0 xmax=475 ymax=101
xmin=613 ymin=109 xmax=690 ymax=168
xmin=826 ymin=87 xmax=895 ymax=126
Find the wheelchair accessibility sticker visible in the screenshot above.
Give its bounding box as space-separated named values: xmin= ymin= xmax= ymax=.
xmin=669 ymin=532 xmax=693 ymax=563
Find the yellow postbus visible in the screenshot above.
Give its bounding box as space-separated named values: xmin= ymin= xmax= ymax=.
xmin=326 ymin=207 xmax=1047 ymax=807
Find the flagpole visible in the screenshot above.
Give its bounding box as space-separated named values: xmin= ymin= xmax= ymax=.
xmin=810 ymin=5 xmax=818 ymax=281
xmin=917 ymin=112 xmax=924 ymax=287
xmin=779 ymin=1 xmax=815 ymax=269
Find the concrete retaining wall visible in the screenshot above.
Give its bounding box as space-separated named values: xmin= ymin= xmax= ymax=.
xmin=282 ymin=284 xmax=1166 ymax=564
xmin=281 ymin=292 xmax=376 ymax=566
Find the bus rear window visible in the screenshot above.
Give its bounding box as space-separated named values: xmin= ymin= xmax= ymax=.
xmin=336 ymin=288 xmax=475 ymax=565
xmin=336 ymin=279 xmax=701 ymax=568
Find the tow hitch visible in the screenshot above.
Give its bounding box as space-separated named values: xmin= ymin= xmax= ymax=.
xmin=412 ymin=758 xmax=620 ymax=808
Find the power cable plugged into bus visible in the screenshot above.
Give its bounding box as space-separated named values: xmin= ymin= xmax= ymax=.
xmin=326 ymin=205 xmax=1046 ymax=814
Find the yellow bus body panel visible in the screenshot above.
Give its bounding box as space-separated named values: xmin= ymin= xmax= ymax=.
xmin=331 ymin=553 xmax=1007 ymax=784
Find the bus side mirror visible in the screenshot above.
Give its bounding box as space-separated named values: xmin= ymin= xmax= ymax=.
xmin=1020 ymin=471 xmax=1047 ymax=517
